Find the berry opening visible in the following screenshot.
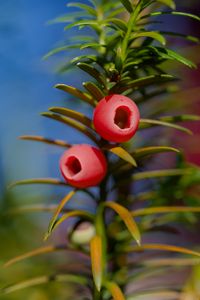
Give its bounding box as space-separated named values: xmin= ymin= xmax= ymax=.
xmin=65 ymin=156 xmax=82 ymax=177
xmin=114 ymin=106 xmax=131 ymax=129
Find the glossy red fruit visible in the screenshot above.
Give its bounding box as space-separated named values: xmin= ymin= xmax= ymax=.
xmin=60 ymin=144 xmax=107 ymax=188
xmin=93 ymin=94 xmax=140 ymax=143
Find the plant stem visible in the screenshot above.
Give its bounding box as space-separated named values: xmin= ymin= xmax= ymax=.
xmin=93 ymin=285 xmax=103 ymax=300
xmin=97 ymin=4 xmax=106 ymax=55
xmin=121 ymin=2 xmax=142 ymax=63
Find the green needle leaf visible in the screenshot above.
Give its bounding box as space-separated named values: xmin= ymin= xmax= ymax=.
xmin=67 ymin=2 xmax=97 ymax=16
xmin=64 ymin=20 xmax=99 ymax=31
xmin=8 ymin=178 xmax=68 ymax=189
xmin=160 ymin=114 xmax=200 ymax=122
xmin=132 ymin=31 xmax=166 ymax=45
xmin=7 ymin=204 xmax=61 ymax=215
xmin=77 ymin=62 xmax=107 ymax=88
xmin=44 ymin=190 xmax=76 ymax=240
xmin=108 ymin=146 xmax=137 ymax=167
xmin=54 ymin=84 xmax=95 ymax=106
xmin=41 ymin=112 xmax=99 ymax=145
xmin=105 ymin=202 xmax=141 ymax=245
xmin=132 ymin=206 xmax=200 ymax=217
xmin=19 ymin=135 xmax=71 ymax=148
xmin=139 ymin=118 xmax=193 ymax=135
xmin=48 ymin=12 xmax=88 ymax=24
xmin=134 ymin=146 xmax=180 ymax=159
xmin=52 ymin=210 xmax=94 ymax=234
xmin=80 ymin=43 xmax=106 ymax=50
xmin=106 ymin=18 xmax=128 ymax=32
xmin=119 ymin=0 xmax=133 ymax=13
xmin=1 ymin=274 xmax=88 ymax=295
xmin=150 ymin=11 xmax=200 ymax=22
xmin=105 ymin=281 xmax=126 ymax=300
xmin=90 ymin=235 xmax=103 ymax=291
xmin=156 ymin=0 xmax=176 ymax=9
xmin=132 ymin=168 xmax=192 ymax=181
xmin=125 ymin=243 xmax=200 ymax=258
xmin=116 ymin=169 xmax=192 ymax=187
xmin=43 ymin=44 xmax=82 ymax=60
xmin=83 ymin=81 xmax=105 ymax=101
xmin=49 ymin=107 xmax=93 ymax=128
xmin=4 ymin=245 xmax=66 ymax=267
xmin=142 ymin=257 xmax=200 ymax=267
xmin=127 ymin=290 xmax=179 ymax=300
xmin=159 ymin=31 xmax=200 ymax=44
xmin=111 ymin=74 xmax=175 ymax=93
xmin=141 ymin=11 xmax=200 ymax=28
xmin=110 ymin=146 xmax=179 ymax=174
xmin=155 ymin=47 xmax=197 ymax=68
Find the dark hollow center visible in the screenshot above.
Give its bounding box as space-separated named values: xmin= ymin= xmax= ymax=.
xmin=114 ymin=106 xmax=131 ymax=129
xmin=66 ymin=156 xmax=82 ymax=176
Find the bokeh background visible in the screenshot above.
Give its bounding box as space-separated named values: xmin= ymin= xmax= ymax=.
xmin=0 ymin=0 xmax=200 ymax=299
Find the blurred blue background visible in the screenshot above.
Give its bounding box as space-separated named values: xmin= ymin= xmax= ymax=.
xmin=0 ymin=0 xmax=95 ymax=197
xmin=0 ymin=0 xmax=66 ymax=188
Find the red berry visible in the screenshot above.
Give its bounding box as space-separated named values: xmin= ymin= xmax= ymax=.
xmin=93 ymin=94 xmax=140 ymax=143
xmin=60 ymin=144 xmax=107 ymax=188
